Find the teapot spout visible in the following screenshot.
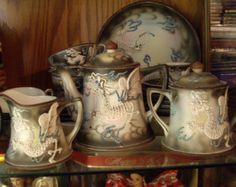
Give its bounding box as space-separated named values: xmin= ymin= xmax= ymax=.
xmin=55 ymin=67 xmax=82 ymax=99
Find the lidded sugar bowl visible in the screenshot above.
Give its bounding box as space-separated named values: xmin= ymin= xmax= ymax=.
xmin=148 ymin=62 xmax=235 ymax=154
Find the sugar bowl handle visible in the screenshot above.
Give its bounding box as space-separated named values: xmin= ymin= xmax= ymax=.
xmin=147 ymin=88 xmax=172 ymax=136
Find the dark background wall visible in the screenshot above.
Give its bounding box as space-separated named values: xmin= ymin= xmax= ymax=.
xmin=0 ymin=0 xmax=206 ymax=89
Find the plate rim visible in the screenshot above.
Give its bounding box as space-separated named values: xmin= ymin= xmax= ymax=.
xmin=96 ymin=1 xmax=201 ymax=68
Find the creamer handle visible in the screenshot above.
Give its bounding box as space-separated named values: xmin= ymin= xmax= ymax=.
xmin=147 ymin=88 xmax=172 ymax=137
xmin=58 ymin=98 xmax=83 ymax=145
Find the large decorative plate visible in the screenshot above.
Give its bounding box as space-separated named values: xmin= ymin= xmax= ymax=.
xmin=97 ymin=1 xmax=201 ymax=69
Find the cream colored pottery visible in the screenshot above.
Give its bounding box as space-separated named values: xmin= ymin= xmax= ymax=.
xmin=97 ymin=1 xmax=201 ymax=68
xmin=52 ymin=41 xmax=167 ymax=151
xmin=147 ymin=65 xmax=235 ymax=154
xmin=0 ymin=87 xmax=83 ymax=169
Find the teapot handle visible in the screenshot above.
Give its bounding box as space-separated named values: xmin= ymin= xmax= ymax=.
xmin=147 ymin=88 xmax=172 ymax=137
xmin=57 ymin=67 xmax=82 ymax=99
xmin=58 ymin=98 xmax=83 ymax=145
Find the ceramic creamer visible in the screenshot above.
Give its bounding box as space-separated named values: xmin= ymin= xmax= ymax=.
xmin=147 ymin=63 xmax=235 ymax=154
xmin=0 ymin=87 xmax=83 ymax=169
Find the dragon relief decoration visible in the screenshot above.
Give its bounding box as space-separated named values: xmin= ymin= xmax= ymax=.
xmin=177 ymin=88 xmax=232 ymax=148
xmin=82 ymin=67 xmax=147 ymax=144
xmin=11 ymin=102 xmax=62 ymax=163
xmin=111 ymin=14 xmax=186 ymax=67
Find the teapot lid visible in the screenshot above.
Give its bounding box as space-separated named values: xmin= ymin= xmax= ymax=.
xmin=82 ymin=41 xmax=139 ymax=69
xmin=171 ymin=62 xmax=227 ymax=89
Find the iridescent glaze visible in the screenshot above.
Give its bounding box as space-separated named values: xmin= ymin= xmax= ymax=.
xmin=97 ymin=2 xmax=200 ymax=68
xmin=1 ymin=87 xmax=83 ymax=169
xmin=55 ymin=42 xmax=167 ymax=151
xmin=147 ymin=67 xmax=235 ymax=154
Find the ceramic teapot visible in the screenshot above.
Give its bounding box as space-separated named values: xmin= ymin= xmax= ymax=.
xmin=147 ymin=62 xmax=235 ymax=154
xmin=52 ymin=41 xmax=167 ymax=151
xmin=0 ymin=87 xmax=83 ymax=169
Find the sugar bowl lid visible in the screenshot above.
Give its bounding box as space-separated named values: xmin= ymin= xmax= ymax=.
xmin=171 ymin=62 xmax=227 ymax=89
xmin=82 ymin=41 xmax=139 ymax=69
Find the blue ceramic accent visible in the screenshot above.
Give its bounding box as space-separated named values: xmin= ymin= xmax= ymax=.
xmin=97 ymin=1 xmax=201 ymax=69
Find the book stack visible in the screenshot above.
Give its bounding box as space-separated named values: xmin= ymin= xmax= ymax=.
xmin=211 ymin=26 xmax=236 ymax=38
xmin=210 ymin=0 xmax=236 ymax=113
xmin=211 ymin=0 xmax=236 ymax=38
xmin=211 ymin=48 xmax=236 ymax=90
xmin=210 ymin=0 xmax=236 ymax=87
xmin=211 ymin=48 xmax=236 ymax=71
xmin=211 ymin=47 xmax=236 ymax=116
xmin=222 ymin=0 xmax=236 ymax=26
xmin=210 ymin=0 xmax=223 ymax=26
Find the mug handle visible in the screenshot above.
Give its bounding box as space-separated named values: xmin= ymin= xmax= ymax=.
xmin=58 ymin=97 xmax=83 ymax=145
xmin=147 ymin=88 xmax=172 ymax=137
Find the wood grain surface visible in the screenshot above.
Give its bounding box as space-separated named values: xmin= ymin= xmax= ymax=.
xmin=0 ymin=0 xmax=206 ymax=89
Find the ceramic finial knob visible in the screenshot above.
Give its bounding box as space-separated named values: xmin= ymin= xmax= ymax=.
xmin=191 ymin=61 xmax=204 ymax=73
xmin=105 ymin=41 xmax=118 ymax=53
